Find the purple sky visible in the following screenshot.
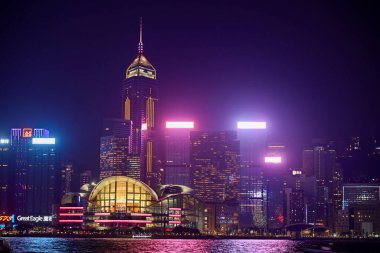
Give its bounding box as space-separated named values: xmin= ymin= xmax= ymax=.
xmin=1 ymin=1 xmax=379 ymax=170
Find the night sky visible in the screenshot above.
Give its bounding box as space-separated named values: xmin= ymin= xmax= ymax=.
xmin=1 ymin=1 xmax=379 ymax=171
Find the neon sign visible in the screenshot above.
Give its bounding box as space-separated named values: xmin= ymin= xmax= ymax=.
xmin=94 ymin=220 xmax=152 ymax=223
xmin=0 ymin=215 xmax=15 ymax=223
xmin=22 ymin=128 xmax=33 ymax=138
xmin=17 ymin=215 xmax=52 ymax=223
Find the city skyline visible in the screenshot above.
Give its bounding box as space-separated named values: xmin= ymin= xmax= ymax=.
xmin=2 ymin=2 xmax=380 ymax=246
xmin=1 ymin=1 xmax=380 ymax=170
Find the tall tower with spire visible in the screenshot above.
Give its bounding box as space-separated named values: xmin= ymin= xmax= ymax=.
xmin=122 ymin=18 xmax=158 ymax=186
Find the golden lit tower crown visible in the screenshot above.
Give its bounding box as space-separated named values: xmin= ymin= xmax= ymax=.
xmin=126 ymin=17 xmax=156 ymax=80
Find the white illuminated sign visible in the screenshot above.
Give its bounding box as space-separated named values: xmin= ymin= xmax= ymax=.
xmin=0 ymin=139 xmax=9 ymax=144
xmin=17 ymin=215 xmax=52 ymax=223
xmin=166 ymin=122 xmax=194 ymax=129
xmin=237 ymin=122 xmax=267 ymax=129
xmin=264 ymin=156 xmax=282 ymax=164
xmin=32 ymin=138 xmax=56 ymax=145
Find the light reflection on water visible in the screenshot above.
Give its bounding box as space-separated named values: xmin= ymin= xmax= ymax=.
xmin=3 ymin=238 xmax=300 ymax=253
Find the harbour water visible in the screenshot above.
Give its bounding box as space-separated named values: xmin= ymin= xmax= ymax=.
xmin=2 ymin=237 xmax=380 ymax=252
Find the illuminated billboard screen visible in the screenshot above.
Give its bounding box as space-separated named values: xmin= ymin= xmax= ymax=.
xmin=264 ymin=156 xmax=282 ymax=164
xmin=166 ymin=122 xmax=194 ymax=129
xmin=141 ymin=123 xmax=147 ymax=131
xmin=32 ymin=138 xmax=56 ymax=145
xmin=237 ymin=121 xmax=267 ymax=129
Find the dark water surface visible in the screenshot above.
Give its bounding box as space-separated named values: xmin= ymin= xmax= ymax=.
xmin=2 ymin=237 xmax=380 ymax=253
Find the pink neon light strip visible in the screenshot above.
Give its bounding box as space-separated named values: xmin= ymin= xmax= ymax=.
xmin=59 ymin=220 xmax=83 ymax=223
xmin=169 ymin=220 xmax=182 ymax=224
xmin=94 ymin=213 xmax=110 ymax=216
xmin=94 ymin=220 xmax=152 ymax=223
xmin=131 ymin=213 xmax=152 ymax=217
xmin=59 ymin=207 xmax=84 ymax=210
xmin=169 ymin=208 xmax=181 ymax=211
xmin=59 ymin=213 xmax=83 ymax=216
xmin=168 ymin=214 xmax=181 ymax=217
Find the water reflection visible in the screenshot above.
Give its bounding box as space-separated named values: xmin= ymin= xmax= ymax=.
xmin=3 ymin=238 xmax=300 ymax=253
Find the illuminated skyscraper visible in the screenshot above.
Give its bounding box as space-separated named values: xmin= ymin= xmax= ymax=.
xmin=302 ymin=146 xmax=337 ymax=228
xmin=99 ymin=119 xmax=132 ymax=180
xmin=11 ymin=128 xmax=58 ymax=215
xmin=263 ymin=144 xmax=287 ymax=232
xmin=190 ymin=131 xmax=240 ymax=233
xmin=237 ymin=122 xmax=267 ymax=231
xmin=122 ymin=19 xmax=158 ymax=187
xmin=165 ymin=122 xmax=193 ymax=186
xmin=190 ymin=131 xmax=240 ymax=203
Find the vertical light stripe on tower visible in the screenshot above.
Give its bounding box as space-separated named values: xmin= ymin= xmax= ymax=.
xmin=124 ymin=97 xmax=131 ymax=120
xmin=147 ymin=141 xmax=153 ymax=173
xmin=146 ymin=97 xmax=154 ymax=128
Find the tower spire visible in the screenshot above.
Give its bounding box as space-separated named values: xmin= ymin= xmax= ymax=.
xmin=138 ymin=17 xmax=143 ymax=54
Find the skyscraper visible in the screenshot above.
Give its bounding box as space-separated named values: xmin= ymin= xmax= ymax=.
xmin=263 ymin=144 xmax=287 ymax=232
xmin=99 ymin=119 xmax=132 ymax=180
xmin=190 ymin=131 xmax=240 ymax=202
xmin=303 ymin=146 xmax=336 ymax=182
xmin=0 ymin=138 xmax=11 ymax=213
xmin=302 ymin=146 xmax=337 ymax=228
xmin=164 ymin=121 xmax=193 ymax=186
xmin=122 ymin=19 xmax=158 ymax=187
xmin=190 ymin=131 xmax=240 ymax=233
xmin=237 ymin=122 xmax=267 ymax=231
xmin=11 ymin=128 xmax=58 ymax=215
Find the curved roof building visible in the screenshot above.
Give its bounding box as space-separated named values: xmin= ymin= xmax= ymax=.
xmin=88 ymin=176 xmax=158 ymax=214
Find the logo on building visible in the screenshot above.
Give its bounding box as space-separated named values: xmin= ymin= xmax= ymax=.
xmin=22 ymin=128 xmax=33 ymax=138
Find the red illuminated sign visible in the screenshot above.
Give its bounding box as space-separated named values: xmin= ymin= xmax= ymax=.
xmin=22 ymin=128 xmax=33 ymax=138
